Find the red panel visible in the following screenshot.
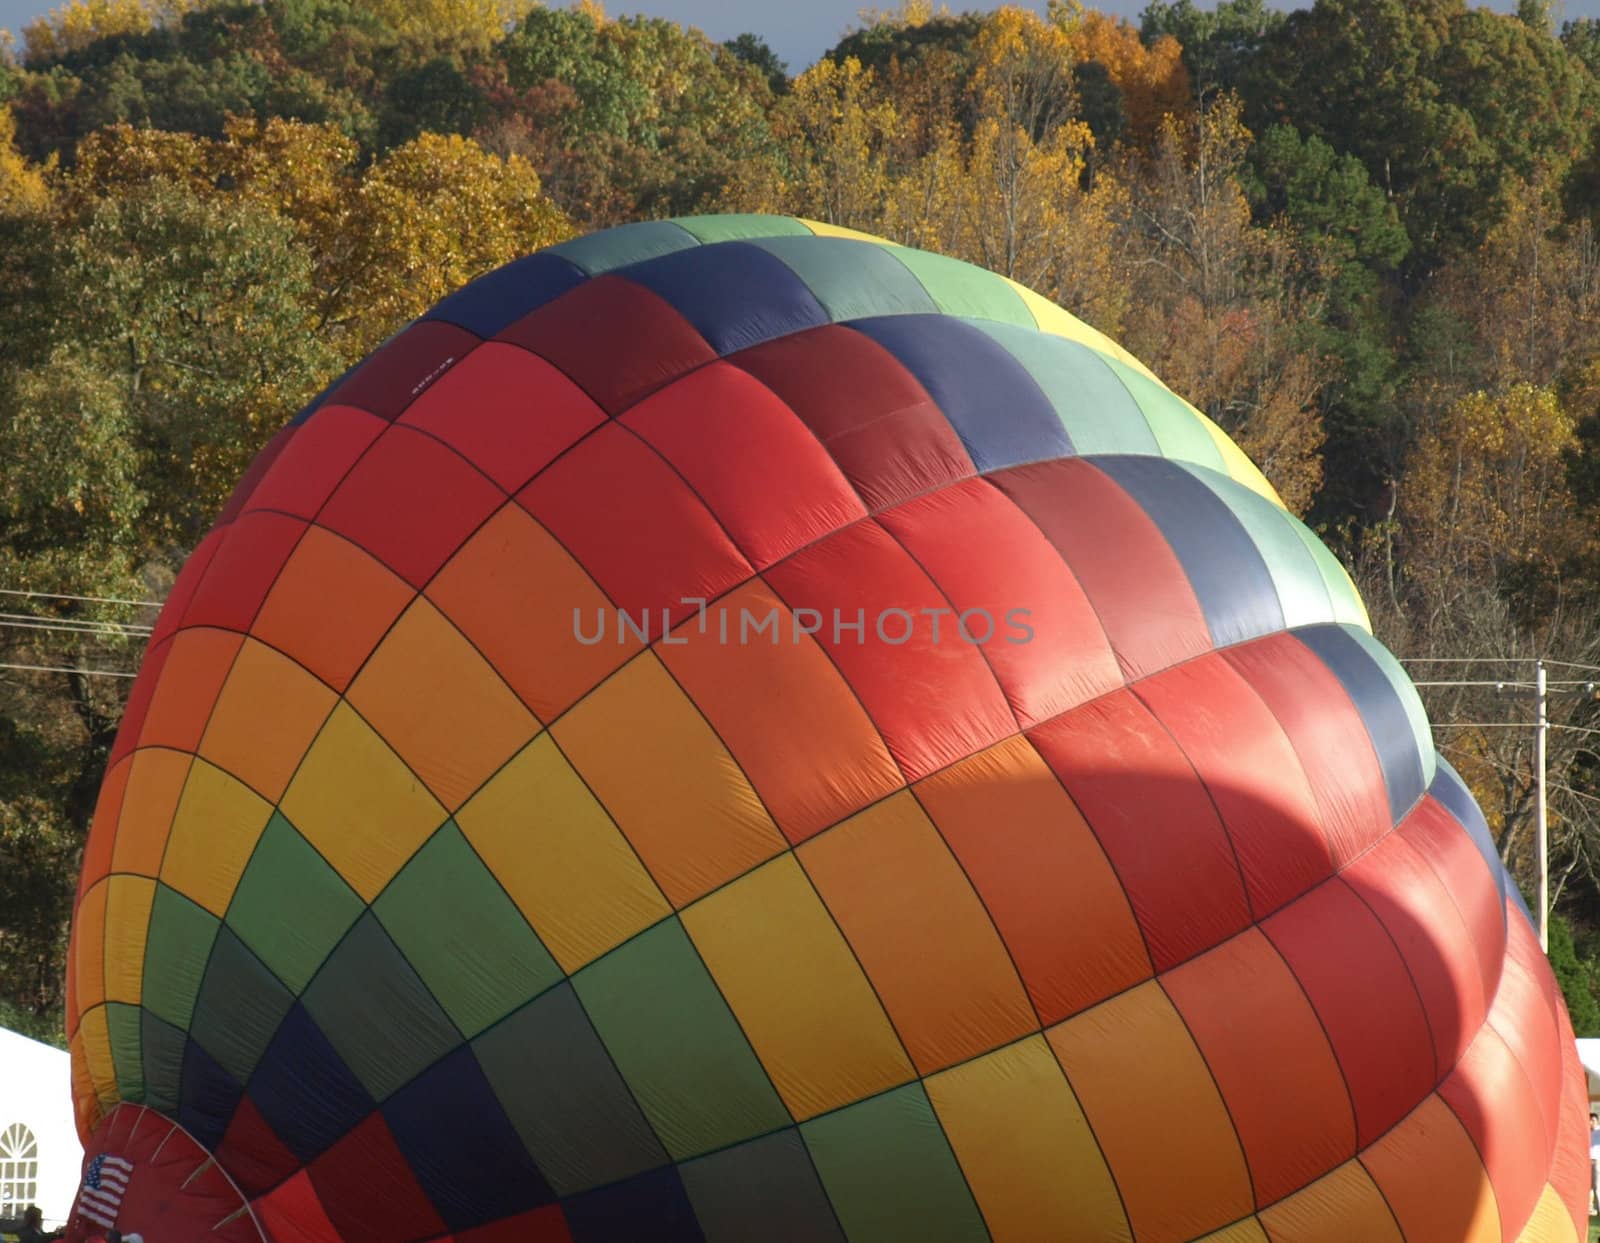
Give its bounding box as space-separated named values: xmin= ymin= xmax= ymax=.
xmin=1488 ymin=912 xmax=1564 ymax=1164
xmin=327 ymin=321 xmax=482 ymax=421
xmin=149 ymin=528 xmax=223 ymax=649
xmin=253 ymin=1171 xmax=343 ymax=1243
xmin=1028 ymin=689 xmax=1251 ymax=972
xmin=878 ymin=478 xmax=1122 ymax=729
xmin=319 ymin=427 xmax=505 ymax=590
xmin=497 ymin=274 xmax=716 ymax=415
xmin=621 ymin=361 xmax=866 ymax=569
xmin=1552 ymin=997 xmax=1592 ymax=1235
xmin=763 ymin=519 xmax=1015 ymax=781
xmin=1400 ymin=797 xmax=1506 ymax=1012
xmin=729 ymin=323 xmax=974 ymax=512
xmin=1263 ymin=877 xmax=1435 ymax=1148
xmin=1222 ymin=633 xmax=1393 ymax=867
xmin=217 ymin=422 xmax=295 ymax=526
xmin=307 ymin=1113 xmax=447 ymax=1243
xmin=181 ymin=511 xmax=308 ymax=634
xmin=518 ymin=422 xmax=753 ymax=628
xmin=398 ymin=342 xmax=606 ymax=493
xmin=1343 ymin=828 xmax=1485 ymax=1073
xmin=214 ymin=1094 xmax=301 ymax=1198
xmin=108 ymin=634 xmax=172 ymax=768
xmin=244 ymin=405 xmax=388 ymax=522
xmin=1438 ymin=1024 xmax=1548 ymax=1242
xmin=1136 ymin=651 xmax=1332 ymax=919
xmin=992 ymin=458 xmax=1211 ymax=681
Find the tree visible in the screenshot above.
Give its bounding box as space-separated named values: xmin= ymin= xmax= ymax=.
xmin=724 ymin=32 xmax=787 ymax=95
xmin=1138 ymin=0 xmax=1283 ymax=101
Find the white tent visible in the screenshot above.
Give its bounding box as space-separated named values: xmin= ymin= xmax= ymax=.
xmin=0 ymin=1028 xmax=82 ymax=1231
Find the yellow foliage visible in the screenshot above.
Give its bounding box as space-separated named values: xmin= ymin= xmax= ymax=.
xmin=766 ymin=57 xmax=899 ymax=230
xmin=21 ymin=0 xmax=197 ymax=62
xmin=1069 ymin=10 xmax=1191 ymax=143
xmin=0 ymin=106 xmax=53 ymax=214
xmin=973 ymin=6 xmax=1077 ymax=142
xmin=350 ymin=0 xmax=534 ymax=44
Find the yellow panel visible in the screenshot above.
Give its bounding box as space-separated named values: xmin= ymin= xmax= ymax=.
xmin=456 ymin=733 xmax=670 ymax=973
xmin=111 ymin=748 xmax=193 ymax=877
xmin=103 ymin=875 xmax=157 ymax=1005
xmin=73 ymin=880 xmax=109 ymax=1012
xmin=69 ymin=1029 xmax=100 ymax=1139
xmin=1260 ymin=1159 xmax=1402 ymax=1243
xmin=925 ymin=1035 xmax=1130 ymax=1243
xmin=280 ymin=702 xmax=447 ymax=903
xmin=1188 ymin=400 xmax=1286 ymax=507
xmin=1196 ymin=1221 xmax=1272 ymax=1243
xmin=1003 ymin=276 xmax=1159 ymax=380
xmin=78 ymin=1004 xmax=119 ymax=1110
xmin=552 ymin=652 xmax=787 ymax=908
xmin=798 ymin=217 xmax=898 ymax=243
xmin=160 ymin=759 xmax=273 ymax=916
xmin=680 ymin=854 xmax=913 ymax=1120
xmin=1513 ymin=1185 xmax=1579 ymax=1243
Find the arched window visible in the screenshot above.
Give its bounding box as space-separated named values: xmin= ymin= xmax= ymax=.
xmin=0 ymin=1122 xmax=39 ymax=1219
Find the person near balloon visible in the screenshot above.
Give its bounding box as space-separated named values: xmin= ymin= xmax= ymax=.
xmin=16 ymin=1205 xmax=62 ymax=1242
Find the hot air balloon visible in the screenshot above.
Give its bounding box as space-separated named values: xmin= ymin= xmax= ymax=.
xmin=63 ymin=214 xmax=1589 ymax=1243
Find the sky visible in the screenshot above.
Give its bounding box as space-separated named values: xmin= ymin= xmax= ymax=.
xmin=3 ymin=0 xmax=1599 ymax=73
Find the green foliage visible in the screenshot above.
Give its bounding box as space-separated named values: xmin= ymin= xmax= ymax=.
xmin=1137 ymin=0 xmax=1283 ymax=99
xmin=1549 ymin=915 xmax=1600 ymax=1038
xmin=723 ymin=32 xmax=787 ymax=95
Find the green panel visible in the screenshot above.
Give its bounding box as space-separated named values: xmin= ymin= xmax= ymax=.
xmin=1344 ymin=626 xmax=1438 ymax=787
xmin=671 ymin=214 xmax=811 ymax=244
xmin=225 ymin=812 xmax=365 ymax=995
xmin=302 ymin=911 xmax=462 ymax=1101
xmin=966 ymin=320 xmax=1163 ymax=457
xmin=188 ymin=927 xmax=295 ymax=1085
xmin=141 ymin=883 xmax=220 ymax=1030
xmin=1288 ymin=522 xmax=1370 ymax=630
xmin=375 ymin=823 xmax=562 ymax=1038
xmin=752 ymin=236 xmax=939 ymax=323
xmin=1180 ymin=464 xmax=1334 ymax=631
xmin=105 ymin=1001 xmax=144 ymax=1103
xmin=887 ymin=247 xmax=1034 ymax=328
xmin=571 ymin=918 xmax=789 ymax=1160
xmin=141 ymin=1008 xmax=185 ymax=1112
xmin=547 ymin=219 xmax=700 ymax=275
xmin=801 ymin=1083 xmax=989 ymax=1243
xmin=1102 ymin=358 xmax=1226 ymax=472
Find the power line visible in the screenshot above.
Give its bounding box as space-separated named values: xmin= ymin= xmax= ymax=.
xmin=0 ymin=660 xmax=136 ymax=679
xmin=0 ymin=616 xmax=153 ymax=638
xmin=0 ymin=587 xmax=161 ymax=609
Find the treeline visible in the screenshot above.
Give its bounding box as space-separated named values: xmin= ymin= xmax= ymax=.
xmin=2 ymin=0 xmax=1600 ymax=1039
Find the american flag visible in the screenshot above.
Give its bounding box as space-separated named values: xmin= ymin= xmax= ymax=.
xmin=75 ymin=1152 xmax=132 ymax=1230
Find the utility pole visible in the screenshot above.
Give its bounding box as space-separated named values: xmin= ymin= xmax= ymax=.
xmin=1536 ymin=658 xmax=1548 ymax=952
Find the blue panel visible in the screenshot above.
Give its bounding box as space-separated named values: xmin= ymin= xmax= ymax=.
xmin=680 ymin=1129 xmax=845 ymax=1243
xmin=249 ymin=1002 xmax=375 ymax=1163
xmin=177 ymin=1037 xmax=242 ymax=1153
xmin=1094 ymin=455 xmax=1285 ymax=647
xmin=1431 ymin=758 xmax=1518 ymax=922
xmin=562 ymin=1163 xmax=707 ymax=1243
xmin=383 ymin=1045 xmax=554 ymax=1229
xmin=549 ymin=219 xmax=702 ymax=276
xmin=846 ymin=314 xmax=1071 ymax=472
xmin=1295 ymin=624 xmax=1427 ymax=823
xmin=617 ymin=242 xmax=830 ymax=356
xmin=425 ymin=251 xmax=588 ymax=338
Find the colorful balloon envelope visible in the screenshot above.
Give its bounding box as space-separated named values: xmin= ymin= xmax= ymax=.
xmin=65 ymin=215 xmax=1588 ymax=1243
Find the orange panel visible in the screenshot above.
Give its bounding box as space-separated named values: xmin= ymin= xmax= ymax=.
xmin=138 ymin=627 xmax=243 ymax=752
xmin=1362 ymin=1094 xmax=1501 ymax=1243
xmin=915 ymin=735 xmax=1150 ymax=1025
xmin=426 ymin=504 xmax=641 ymax=720
xmin=658 ymin=578 xmax=904 ymax=845
xmin=253 ymin=525 xmax=414 ymax=691
xmin=200 ymin=638 xmax=338 ymax=801
xmin=552 ymin=652 xmax=787 ymax=907
xmin=346 ymin=597 xmax=539 ymax=810
xmin=1046 ymin=980 xmax=1252 ymax=1243
xmin=797 ymin=791 xmax=1036 ymax=1074
xmin=1162 ymin=928 xmax=1356 ymax=1206
xmin=79 ymin=754 xmax=130 ymax=902
xmin=1259 ymin=1160 xmax=1402 ymax=1243
xmin=111 ymin=748 xmax=194 ymax=878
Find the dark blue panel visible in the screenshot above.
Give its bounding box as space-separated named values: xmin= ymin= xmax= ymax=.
xmin=383 ymin=1045 xmax=554 ymax=1229
xmin=249 ymin=1002 xmax=375 ymax=1163
xmin=177 ymin=1037 xmax=242 ymax=1153
xmin=425 ymin=251 xmax=588 ymax=337
xmin=847 ymin=313 xmax=1071 ymax=472
xmin=680 ymin=1129 xmax=845 ymax=1243
xmin=562 ymin=1164 xmax=707 ymax=1243
xmin=1094 ymin=454 xmax=1285 ymax=647
xmin=1431 ymin=758 xmax=1520 ymax=923
xmin=616 ymin=241 xmax=830 ymax=356
xmin=1296 ymin=624 xmax=1427 ymax=823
